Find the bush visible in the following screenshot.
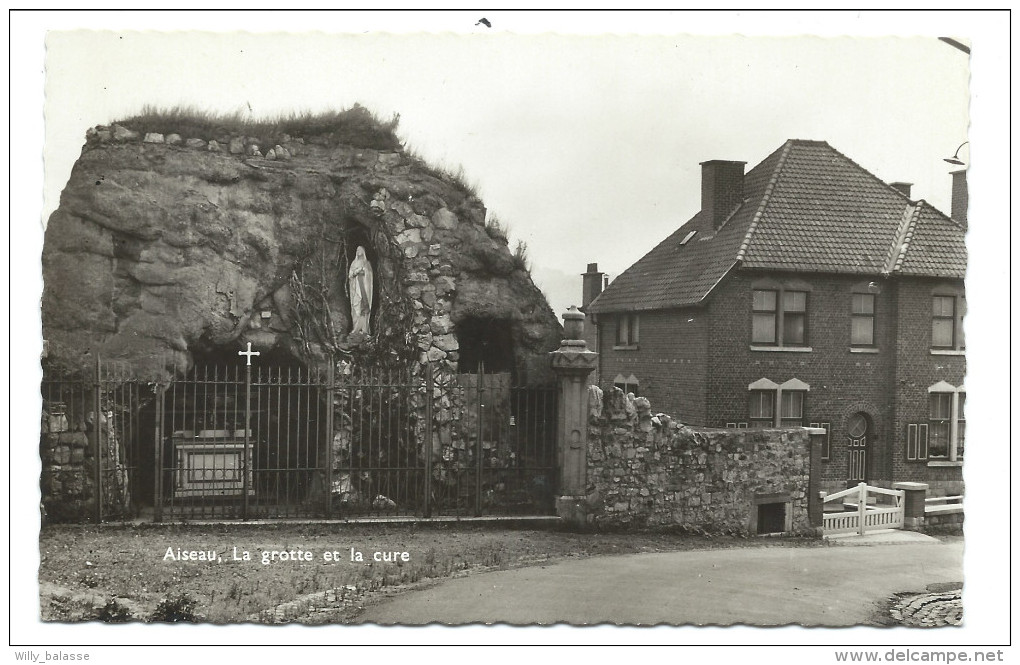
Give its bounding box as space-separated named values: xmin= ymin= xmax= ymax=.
xmin=512 ymin=240 xmax=531 ymax=272
xmin=96 ymin=600 xmax=133 ymax=623
xmin=149 ymin=592 xmax=199 ymax=623
xmin=484 ymin=214 xmax=509 ymax=243
xmin=114 ymin=104 xmax=402 ymax=151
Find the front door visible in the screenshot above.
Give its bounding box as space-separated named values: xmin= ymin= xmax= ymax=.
xmin=846 ymin=412 xmax=869 ymax=485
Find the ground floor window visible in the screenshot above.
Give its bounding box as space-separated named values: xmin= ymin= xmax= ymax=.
xmin=749 ymin=390 xmax=775 ymax=427
xmin=929 ymin=392 xmax=953 ymax=458
xmin=746 ymin=378 xmax=809 ymax=428
xmin=613 ymin=373 xmax=640 ymax=396
xmin=957 ymin=393 xmax=966 ymax=459
xmin=929 ymin=390 xmax=965 ymax=461
xmin=780 ymin=391 xmax=804 ymax=427
xmin=909 ymin=382 xmax=965 ymax=462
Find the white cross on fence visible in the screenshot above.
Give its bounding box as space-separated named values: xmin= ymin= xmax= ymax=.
xmin=238 ymin=341 xmax=261 ymax=366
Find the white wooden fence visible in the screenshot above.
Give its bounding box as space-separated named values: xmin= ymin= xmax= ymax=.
xmin=822 ymin=482 xmax=904 ymax=535
xmin=925 ymin=494 xmax=964 ymax=518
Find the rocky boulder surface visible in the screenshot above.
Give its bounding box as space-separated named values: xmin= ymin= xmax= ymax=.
xmin=42 ymin=118 xmax=561 ymax=381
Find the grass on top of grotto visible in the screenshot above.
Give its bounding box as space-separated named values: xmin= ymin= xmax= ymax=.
xmin=39 ymin=522 xmax=824 ymax=624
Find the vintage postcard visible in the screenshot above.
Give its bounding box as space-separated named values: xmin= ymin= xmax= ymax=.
xmin=10 ymin=9 xmax=1010 ymax=659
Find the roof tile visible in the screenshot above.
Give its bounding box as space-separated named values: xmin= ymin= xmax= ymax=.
xmin=589 ymin=140 xmax=966 ymax=314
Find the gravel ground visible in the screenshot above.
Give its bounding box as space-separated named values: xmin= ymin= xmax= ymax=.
xmin=39 ymin=522 xmax=824 ymax=624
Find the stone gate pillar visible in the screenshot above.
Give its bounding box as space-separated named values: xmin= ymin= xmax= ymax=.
xmin=894 ymin=481 xmax=929 ymax=530
xmin=805 ymin=427 xmax=827 ymax=530
xmin=550 ymin=306 xmax=598 ymax=530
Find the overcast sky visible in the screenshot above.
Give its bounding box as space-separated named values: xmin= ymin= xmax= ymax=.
xmin=11 ymin=10 xmax=1013 ymax=651
xmin=41 ymin=21 xmax=971 ymax=316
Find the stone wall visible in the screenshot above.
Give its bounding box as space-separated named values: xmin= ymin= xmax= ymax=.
xmin=586 ymin=386 xmax=814 ymax=534
xmin=40 ymin=398 xmax=131 ymax=523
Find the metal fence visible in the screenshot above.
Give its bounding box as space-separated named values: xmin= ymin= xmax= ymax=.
xmin=41 ymin=358 xmax=558 ymax=522
xmin=448 ymin=370 xmax=558 ymax=517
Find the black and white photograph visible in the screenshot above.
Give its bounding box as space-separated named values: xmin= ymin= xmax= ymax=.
xmin=9 ymin=9 xmax=1011 ymax=660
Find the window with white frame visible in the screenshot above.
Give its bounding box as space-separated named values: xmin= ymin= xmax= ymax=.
xmin=928 ymin=392 xmax=953 ymax=458
xmin=747 ymin=378 xmax=809 ymax=428
xmin=612 ymin=373 xmax=640 ymax=396
xmin=749 ymin=390 xmax=775 ymax=428
xmin=780 ymin=391 xmax=805 ymax=427
xmin=908 ymin=382 xmax=965 ymax=462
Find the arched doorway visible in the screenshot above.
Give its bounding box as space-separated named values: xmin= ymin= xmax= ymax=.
xmin=846 ymin=411 xmax=870 ymax=485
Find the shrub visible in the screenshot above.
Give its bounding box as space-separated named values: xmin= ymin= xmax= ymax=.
xmin=512 ymin=239 xmax=531 ymax=272
xmin=484 ymin=214 xmax=509 ymax=243
xmin=96 ymin=600 xmax=133 ymax=623
xmin=149 ymin=592 xmax=199 ymax=623
xmin=114 ymin=104 xmax=402 ymax=151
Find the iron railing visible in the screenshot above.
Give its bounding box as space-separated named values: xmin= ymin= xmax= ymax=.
xmin=41 ymin=358 xmax=558 ymax=522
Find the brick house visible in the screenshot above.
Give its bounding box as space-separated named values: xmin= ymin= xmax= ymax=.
xmin=585 ymin=139 xmax=966 ymax=494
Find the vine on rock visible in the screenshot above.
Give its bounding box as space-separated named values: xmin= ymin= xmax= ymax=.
xmin=287 ymin=219 xmax=415 ymax=370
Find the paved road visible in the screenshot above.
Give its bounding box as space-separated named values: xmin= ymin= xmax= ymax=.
xmin=356 ymin=539 xmax=963 ymax=626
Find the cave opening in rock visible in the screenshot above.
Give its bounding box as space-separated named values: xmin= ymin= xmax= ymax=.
xmin=456 ymin=317 xmax=516 ymax=376
xmin=134 ymin=341 xmax=327 ymax=517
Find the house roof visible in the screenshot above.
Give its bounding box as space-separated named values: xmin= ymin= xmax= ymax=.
xmin=588 ymin=139 xmax=967 ymax=314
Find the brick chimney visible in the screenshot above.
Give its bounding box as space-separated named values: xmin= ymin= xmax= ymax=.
xmin=951 ymin=170 xmax=968 ymax=226
xmin=581 ymin=262 xmax=604 ymax=311
xmin=890 ymin=182 xmax=913 ymax=198
xmin=700 ymin=160 xmax=746 ymax=232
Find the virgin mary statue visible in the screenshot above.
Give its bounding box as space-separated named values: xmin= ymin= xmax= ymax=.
xmin=348 ymin=246 xmax=373 ymax=336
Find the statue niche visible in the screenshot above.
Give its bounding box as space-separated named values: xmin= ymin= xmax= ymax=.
xmin=347 ymin=245 xmax=374 ymax=337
